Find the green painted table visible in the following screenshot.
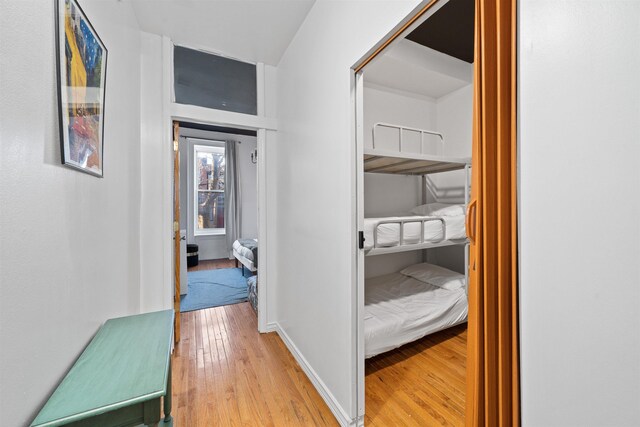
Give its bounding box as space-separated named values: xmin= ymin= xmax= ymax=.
xmin=31 ymin=310 xmax=175 ymax=427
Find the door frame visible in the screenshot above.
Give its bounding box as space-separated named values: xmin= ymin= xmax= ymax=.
xmin=162 ymin=37 xmax=277 ymax=335
xmin=351 ymin=0 xmax=519 ymax=423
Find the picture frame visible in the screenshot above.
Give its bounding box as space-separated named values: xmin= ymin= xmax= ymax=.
xmin=56 ymin=0 xmax=108 ymax=177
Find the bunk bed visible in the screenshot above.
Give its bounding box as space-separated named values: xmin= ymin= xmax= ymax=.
xmin=363 ymin=123 xmax=471 ymax=357
xmin=363 ymin=123 xmax=471 ymax=256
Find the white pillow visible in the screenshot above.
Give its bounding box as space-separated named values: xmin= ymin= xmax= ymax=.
xmin=410 ymin=203 xmax=465 ymax=217
xmin=400 ymin=263 xmax=465 ymax=290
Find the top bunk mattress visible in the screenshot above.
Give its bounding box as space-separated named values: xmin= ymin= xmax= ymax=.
xmin=365 ymin=268 xmax=468 ymax=358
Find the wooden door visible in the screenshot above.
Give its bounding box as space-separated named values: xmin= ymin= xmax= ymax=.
xmin=173 ymin=121 xmax=181 ymax=343
xmin=466 ymin=0 xmax=519 ymax=424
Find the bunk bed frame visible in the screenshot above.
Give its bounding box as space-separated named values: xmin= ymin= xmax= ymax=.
xmin=364 ymin=122 xmax=471 ymax=292
xmin=365 ymin=122 xmax=471 ymax=256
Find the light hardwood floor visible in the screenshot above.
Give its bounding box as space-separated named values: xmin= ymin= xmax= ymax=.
xmin=176 ymin=258 xmax=466 ymax=426
xmin=171 ymin=303 xmax=339 ymax=426
xmin=188 ymin=258 xmax=237 ymax=272
xmin=365 ymin=324 xmax=467 ymax=426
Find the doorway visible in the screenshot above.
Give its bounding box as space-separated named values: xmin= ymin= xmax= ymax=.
xmin=353 ymin=0 xmax=518 ymax=424
xmin=171 ymin=119 xmax=271 ymax=342
xmin=175 ymin=121 xmax=259 ymax=315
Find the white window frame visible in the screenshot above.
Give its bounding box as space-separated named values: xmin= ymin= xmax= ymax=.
xmin=193 ymin=142 xmax=226 ymax=236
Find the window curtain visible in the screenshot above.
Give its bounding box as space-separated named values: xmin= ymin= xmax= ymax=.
xmin=224 ymin=141 xmax=241 ymax=254
xmin=466 ymin=0 xmax=519 ymax=425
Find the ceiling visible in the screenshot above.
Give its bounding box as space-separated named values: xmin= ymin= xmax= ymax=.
xmin=406 ymin=0 xmax=475 ymax=63
xmin=129 ymin=0 xmax=316 ymax=66
xmin=364 ymin=39 xmax=472 ymax=99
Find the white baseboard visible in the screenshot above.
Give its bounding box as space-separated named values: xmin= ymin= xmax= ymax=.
xmin=273 ymin=322 xmax=357 ymax=427
xmin=263 ymin=321 xmax=278 ymax=333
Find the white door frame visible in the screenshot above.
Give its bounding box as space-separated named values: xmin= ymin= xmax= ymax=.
xmin=162 ymin=37 xmax=276 ymax=333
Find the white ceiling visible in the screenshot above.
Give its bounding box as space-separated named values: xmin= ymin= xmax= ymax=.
xmin=129 ymin=0 xmax=316 ymax=65
xmin=364 ymin=39 xmax=473 ymax=99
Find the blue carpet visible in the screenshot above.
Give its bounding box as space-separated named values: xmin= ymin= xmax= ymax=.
xmin=180 ymin=268 xmax=250 ymax=312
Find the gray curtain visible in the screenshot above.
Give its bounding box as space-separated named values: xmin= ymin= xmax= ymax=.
xmin=225 ymin=141 xmax=241 ymax=254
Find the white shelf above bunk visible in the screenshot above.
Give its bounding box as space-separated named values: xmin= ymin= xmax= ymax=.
xmin=366 ymin=123 xmax=470 ymax=175
xmin=366 ymin=238 xmax=469 ymax=256
xmin=364 ymin=148 xmax=470 ymax=175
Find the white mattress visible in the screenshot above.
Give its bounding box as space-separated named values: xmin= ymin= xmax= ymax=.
xmin=233 ymin=239 xmax=257 ymax=272
xmin=364 ymin=271 xmax=468 ymax=358
xmin=233 ymin=239 xmax=257 ymax=261
xmin=363 ymin=214 xmax=465 ymax=251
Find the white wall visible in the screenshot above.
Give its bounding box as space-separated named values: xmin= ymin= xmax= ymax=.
xmin=178 ymin=128 xmax=258 ymax=260
xmin=519 ymin=1 xmax=640 ymax=426
xmin=275 ymin=1 xmax=422 ymax=423
xmin=139 ymin=31 xmax=169 ymax=313
xmin=433 ymin=83 xmax=472 ymax=202
xmin=0 ymin=1 xmax=142 ymax=426
xmin=362 ymin=85 xmax=437 ymax=149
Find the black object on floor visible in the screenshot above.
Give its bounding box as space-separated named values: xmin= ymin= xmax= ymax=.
xmin=187 ymin=244 xmax=199 ymax=268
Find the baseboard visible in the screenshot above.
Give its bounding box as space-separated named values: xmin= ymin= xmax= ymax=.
xmin=273 ymin=323 xmax=357 ymax=427
xmin=264 ymin=321 xmax=278 ymax=333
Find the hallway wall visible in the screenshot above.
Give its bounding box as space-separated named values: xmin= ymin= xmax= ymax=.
xmin=0 ymin=1 xmax=142 ymax=425
xmin=274 ymin=1 xmax=423 ymax=423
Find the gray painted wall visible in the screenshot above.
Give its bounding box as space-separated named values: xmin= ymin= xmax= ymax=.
xmin=0 ymin=1 xmax=142 ymax=426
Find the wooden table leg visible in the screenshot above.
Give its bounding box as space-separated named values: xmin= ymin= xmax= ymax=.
xmin=164 ymin=359 xmax=173 ymax=424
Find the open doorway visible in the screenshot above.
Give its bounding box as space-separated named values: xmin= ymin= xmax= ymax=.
xmin=353 ymin=0 xmax=518 ymax=424
xmin=358 ymin=0 xmax=473 ymax=423
xmin=173 ymin=121 xmax=260 ymax=316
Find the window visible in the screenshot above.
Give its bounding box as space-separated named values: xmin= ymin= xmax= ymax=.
xmin=194 ymin=144 xmax=225 ymax=235
xmin=174 ymin=46 xmax=257 ymax=115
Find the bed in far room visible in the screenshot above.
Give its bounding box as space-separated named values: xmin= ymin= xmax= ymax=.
xmin=233 ymin=238 xmax=257 ymax=272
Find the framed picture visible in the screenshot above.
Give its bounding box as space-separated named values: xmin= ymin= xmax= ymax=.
xmin=56 ymin=0 xmax=107 ymax=177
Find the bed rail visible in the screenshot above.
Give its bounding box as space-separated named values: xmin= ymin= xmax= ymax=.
xmin=372 ymin=217 xmax=446 ymax=248
xmin=372 ymin=122 xmax=445 ymax=155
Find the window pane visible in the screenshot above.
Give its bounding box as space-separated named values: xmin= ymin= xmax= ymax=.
xmin=196 ymin=150 xmax=225 ymax=191
xmin=174 ymin=46 xmax=257 ymax=115
xmin=197 ymin=192 xmax=224 ymax=230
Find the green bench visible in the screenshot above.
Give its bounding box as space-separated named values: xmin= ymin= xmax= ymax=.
xmin=31 ymin=310 xmax=175 ymax=427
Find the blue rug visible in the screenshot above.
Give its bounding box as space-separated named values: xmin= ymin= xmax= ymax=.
xmin=180 ymin=268 xmax=250 ymax=312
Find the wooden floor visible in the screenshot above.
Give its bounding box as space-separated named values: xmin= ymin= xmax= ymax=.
xmin=365 ymin=324 xmax=467 ymax=426
xmin=188 ymin=258 xmax=236 ymax=272
xmin=178 ymin=258 xmax=466 ymax=426
xmin=171 ymin=303 xmax=338 ymax=426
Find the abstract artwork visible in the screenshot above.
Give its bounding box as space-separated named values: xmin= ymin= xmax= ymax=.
xmin=56 ymin=0 xmax=107 ymax=177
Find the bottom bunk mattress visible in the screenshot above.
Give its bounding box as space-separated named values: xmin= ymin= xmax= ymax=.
xmin=364 ymin=264 xmax=468 ymax=358
xmin=233 ymin=238 xmax=258 ymax=271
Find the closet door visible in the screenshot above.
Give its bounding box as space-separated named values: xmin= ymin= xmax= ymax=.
xmin=466 ymin=0 xmax=519 ymax=425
